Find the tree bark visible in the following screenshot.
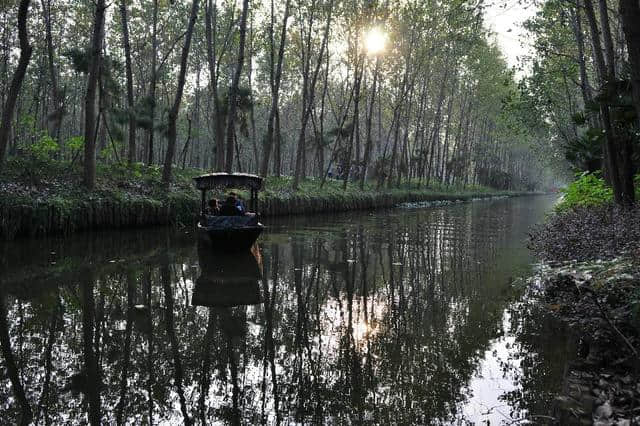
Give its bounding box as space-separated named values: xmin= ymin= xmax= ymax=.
xmin=83 ymin=0 xmax=106 ymax=190
xmin=224 ymin=0 xmax=250 ymax=173
xmin=260 ymin=0 xmax=291 ymax=177
xmin=583 ymin=0 xmax=625 ymax=204
xmin=162 ymin=0 xmax=200 ymax=184
xmin=571 ymin=1 xmax=595 ymax=124
xmin=360 ymin=57 xmax=379 ymax=189
xmin=205 ymin=0 xmax=226 ymax=171
xmin=0 ymin=0 xmax=33 ymax=172
xmin=147 ymin=0 xmax=158 ymax=165
xmin=120 ymin=0 xmax=136 ymax=164
xmin=41 ymin=0 xmax=64 ymax=144
xmin=620 ymin=0 xmax=640 ymax=129
xmin=292 ymin=0 xmax=334 ymax=189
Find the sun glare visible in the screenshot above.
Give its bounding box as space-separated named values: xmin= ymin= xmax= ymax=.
xmin=364 ymin=27 xmax=387 ymax=55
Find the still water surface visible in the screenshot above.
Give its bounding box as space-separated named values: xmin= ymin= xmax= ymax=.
xmin=0 ymin=196 xmax=573 ymax=424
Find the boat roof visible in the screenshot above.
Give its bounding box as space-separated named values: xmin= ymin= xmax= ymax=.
xmin=193 ymin=173 xmax=264 ymax=191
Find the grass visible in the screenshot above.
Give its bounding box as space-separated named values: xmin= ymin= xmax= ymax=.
xmin=1 ymin=157 xmax=520 ymax=232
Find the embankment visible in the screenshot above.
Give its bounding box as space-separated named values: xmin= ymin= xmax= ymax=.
xmin=0 ymin=189 xmax=524 ymax=240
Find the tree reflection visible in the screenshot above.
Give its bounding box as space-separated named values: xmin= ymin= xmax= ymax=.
xmin=0 ymin=199 xmax=565 ymax=423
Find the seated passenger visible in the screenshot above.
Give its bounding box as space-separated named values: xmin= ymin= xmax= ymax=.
xmin=228 ymin=191 xmax=246 ymax=214
xmin=220 ymin=195 xmax=243 ymax=216
xmin=206 ymin=199 xmax=220 ymax=215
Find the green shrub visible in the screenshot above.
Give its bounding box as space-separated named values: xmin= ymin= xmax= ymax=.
xmin=557 ymin=172 xmax=613 ymax=211
xmin=556 ymin=172 xmax=640 ymax=211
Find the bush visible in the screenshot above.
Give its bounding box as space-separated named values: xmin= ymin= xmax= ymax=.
xmin=557 ymin=172 xmax=640 ymax=211
xmin=557 ymin=172 xmax=613 ymax=211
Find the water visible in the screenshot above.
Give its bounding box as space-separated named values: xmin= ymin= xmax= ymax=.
xmin=0 ymin=195 xmax=574 ymax=425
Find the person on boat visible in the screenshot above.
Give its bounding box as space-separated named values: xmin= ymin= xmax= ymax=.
xmin=206 ymin=199 xmax=220 ymax=215
xmin=220 ymin=195 xmax=244 ymax=216
xmin=228 ymin=192 xmax=246 ymax=214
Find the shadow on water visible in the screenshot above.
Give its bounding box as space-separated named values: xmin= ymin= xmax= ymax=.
xmin=0 ymin=196 xmax=572 ymax=424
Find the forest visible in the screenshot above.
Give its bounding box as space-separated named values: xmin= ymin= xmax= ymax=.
xmin=0 ymin=0 xmax=569 ymax=198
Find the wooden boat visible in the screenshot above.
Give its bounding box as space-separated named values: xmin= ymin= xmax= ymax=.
xmin=193 ymin=173 xmax=265 ymax=252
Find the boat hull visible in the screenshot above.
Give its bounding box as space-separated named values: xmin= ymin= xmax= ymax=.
xmin=197 ymin=222 xmax=264 ymax=252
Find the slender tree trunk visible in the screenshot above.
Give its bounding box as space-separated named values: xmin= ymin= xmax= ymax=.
xmin=162 ymin=0 xmax=200 ymax=184
xmin=224 ymin=0 xmax=250 ymax=173
xmin=620 ymin=0 xmax=640 ymax=129
xmin=205 ymin=0 xmax=226 ymax=171
xmin=41 ymin=0 xmax=64 ymax=143
xmin=260 ymin=0 xmax=291 ymax=177
xmin=120 ymin=0 xmax=136 ymax=164
xmin=0 ymin=0 xmax=33 ymax=172
xmin=83 ymin=0 xmax=106 ymax=190
xmin=572 ymin=1 xmax=595 ymax=125
xmin=361 ymin=57 xmax=379 ymax=189
xmin=147 ymin=0 xmax=158 ymax=165
xmin=584 ymin=0 xmax=625 ymax=204
xmin=292 ymin=0 xmax=334 ymax=189
xmin=343 ymin=54 xmax=364 ymax=190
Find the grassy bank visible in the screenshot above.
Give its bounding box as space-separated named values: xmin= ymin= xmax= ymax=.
xmin=0 ymin=159 xmax=524 ymax=239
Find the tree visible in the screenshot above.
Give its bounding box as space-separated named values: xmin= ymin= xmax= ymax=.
xmin=224 ymin=0 xmax=250 ymax=173
xmin=0 ymin=0 xmax=33 ymax=172
xmin=83 ymin=0 xmax=107 ymax=190
xmin=620 ymin=0 xmax=640 ymax=129
xmin=119 ymin=0 xmax=136 ymax=164
xmin=162 ymin=0 xmax=201 ymax=184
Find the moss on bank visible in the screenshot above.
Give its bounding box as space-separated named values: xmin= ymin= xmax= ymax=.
xmin=0 ymin=160 xmax=524 ymax=239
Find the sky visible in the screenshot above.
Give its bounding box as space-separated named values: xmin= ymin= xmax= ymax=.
xmin=483 ymin=0 xmax=539 ymax=72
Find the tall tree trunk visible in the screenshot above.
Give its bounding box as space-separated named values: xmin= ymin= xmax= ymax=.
xmin=620 ymin=0 xmax=640 ymax=129
xmin=583 ymin=0 xmax=625 ymax=204
xmin=260 ymin=0 xmax=291 ymax=177
xmin=292 ymin=0 xmax=334 ymax=189
xmin=224 ymin=0 xmax=250 ymax=173
xmin=83 ymin=0 xmax=106 ymax=190
xmin=120 ymin=0 xmax=136 ymax=164
xmin=360 ymin=57 xmax=379 ymax=189
xmin=205 ymin=0 xmax=226 ymax=171
xmin=147 ymin=0 xmax=158 ymax=165
xmin=343 ymin=54 xmax=364 ymax=190
xmin=41 ymin=0 xmax=64 ymax=143
xmin=0 ymin=0 xmax=33 ymax=172
xmin=571 ymin=1 xmax=595 ymax=125
xmin=162 ymin=0 xmax=200 ymax=184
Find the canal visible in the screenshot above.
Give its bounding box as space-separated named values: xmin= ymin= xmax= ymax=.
xmin=0 ymin=195 xmax=573 ymax=424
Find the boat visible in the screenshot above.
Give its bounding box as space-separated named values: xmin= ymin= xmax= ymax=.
xmin=193 ymin=173 xmax=265 ymax=252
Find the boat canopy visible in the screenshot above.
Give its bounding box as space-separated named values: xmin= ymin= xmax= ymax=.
xmin=194 ymin=173 xmax=264 ymax=216
xmin=193 ymin=173 xmax=264 ymax=191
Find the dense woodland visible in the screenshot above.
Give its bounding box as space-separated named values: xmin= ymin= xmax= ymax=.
xmin=522 ymin=0 xmax=640 ymax=205
xmin=0 ymin=0 xmax=570 ymax=195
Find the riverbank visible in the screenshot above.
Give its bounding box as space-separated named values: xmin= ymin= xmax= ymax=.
xmin=0 ymin=160 xmax=528 ymax=240
xmin=528 ymin=204 xmax=640 ymax=424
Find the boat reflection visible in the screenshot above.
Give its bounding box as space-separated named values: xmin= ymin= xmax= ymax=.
xmin=192 ymin=245 xmax=263 ymax=308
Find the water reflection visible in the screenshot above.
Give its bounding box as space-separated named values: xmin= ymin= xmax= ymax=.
xmin=0 ymin=197 xmax=565 ymax=424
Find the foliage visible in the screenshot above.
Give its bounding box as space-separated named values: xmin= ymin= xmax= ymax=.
xmin=556 ymin=172 xmax=614 ymax=211
xmin=556 ymin=172 xmax=640 ymax=211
